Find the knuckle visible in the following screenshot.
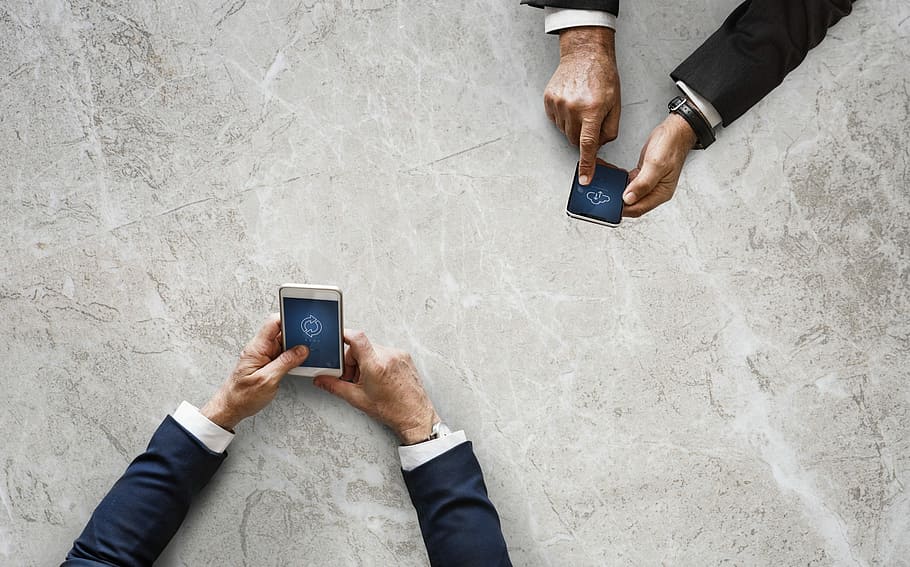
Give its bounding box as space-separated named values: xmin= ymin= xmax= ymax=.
xmin=565 ymin=98 xmax=587 ymax=113
xmin=248 ymin=371 xmax=270 ymax=387
xmin=578 ymin=97 xmax=603 ymax=114
xmin=350 ymin=330 xmax=367 ymax=343
xmin=579 ymin=133 xmax=599 ymax=148
xmin=646 ymin=157 xmax=670 ymax=172
xmin=277 ymin=350 xmax=297 ymax=367
xmin=375 ymin=359 xmax=392 ymax=375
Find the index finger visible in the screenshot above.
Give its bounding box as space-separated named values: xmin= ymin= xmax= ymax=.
xmin=577 ymin=119 xmax=603 ymax=185
xmin=245 ymin=313 xmax=283 ymax=356
xmin=343 ymin=329 xmax=375 ymax=361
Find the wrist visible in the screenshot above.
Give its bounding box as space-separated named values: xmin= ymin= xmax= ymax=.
xmin=558 ymin=26 xmax=615 ymax=59
xmin=397 ymin=409 xmax=441 ymax=446
xmin=200 ymin=395 xmax=240 ymax=431
xmin=665 ymin=113 xmax=698 ymax=151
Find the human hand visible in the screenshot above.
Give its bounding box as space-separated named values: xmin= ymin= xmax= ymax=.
xmin=544 ymin=26 xmax=620 ymax=186
xmin=313 ymin=330 xmax=439 ymax=446
xmin=622 ymin=114 xmax=697 ymax=218
xmin=201 ymin=313 xmax=309 ymax=430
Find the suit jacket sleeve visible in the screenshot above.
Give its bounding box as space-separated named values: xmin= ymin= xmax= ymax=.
xmin=63 ymin=416 xmax=226 ymax=567
xmin=521 ymin=0 xmax=619 ymax=17
xmin=671 ymin=0 xmax=854 ymax=126
xmin=403 ymin=442 xmax=512 ymax=567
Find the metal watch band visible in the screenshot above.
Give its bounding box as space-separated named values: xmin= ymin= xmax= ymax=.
xmin=429 ymin=421 xmax=451 ymax=440
xmin=668 ymin=96 xmax=715 ymax=150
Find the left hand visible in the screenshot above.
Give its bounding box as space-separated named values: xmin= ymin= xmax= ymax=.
xmin=313 ymin=330 xmax=439 ymax=446
xmin=201 ymin=313 xmax=309 ymax=430
xmin=622 ymin=114 xmax=697 ymax=218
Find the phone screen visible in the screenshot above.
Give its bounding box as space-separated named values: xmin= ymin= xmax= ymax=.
xmin=281 ymin=297 xmax=341 ymax=369
xmin=566 ymin=163 xmax=628 ymax=226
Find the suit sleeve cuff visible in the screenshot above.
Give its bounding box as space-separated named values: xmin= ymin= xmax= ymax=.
xmin=544 ymin=8 xmax=617 ymax=34
xmin=398 ymin=430 xmax=468 ymax=471
xmin=676 ymin=80 xmax=722 ymax=129
xmin=172 ymin=401 xmax=235 ymax=454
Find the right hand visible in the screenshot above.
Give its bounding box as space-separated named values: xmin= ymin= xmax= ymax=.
xmin=201 ymin=313 xmax=310 ymax=430
xmin=544 ymin=26 xmax=621 ymax=186
xmin=313 ymin=330 xmax=440 ymax=446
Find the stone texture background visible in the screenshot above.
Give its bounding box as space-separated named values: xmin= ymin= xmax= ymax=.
xmin=1 ymin=1 xmax=909 ymax=565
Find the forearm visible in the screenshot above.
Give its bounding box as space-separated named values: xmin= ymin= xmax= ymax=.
xmin=671 ymin=0 xmax=854 ymax=125
xmin=65 ymin=417 xmax=226 ymax=566
xmin=403 ymin=442 xmax=511 ymax=567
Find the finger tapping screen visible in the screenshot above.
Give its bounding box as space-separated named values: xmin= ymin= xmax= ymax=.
xmin=568 ymin=164 xmax=627 ymax=224
xmin=282 ymin=298 xmax=341 ymax=368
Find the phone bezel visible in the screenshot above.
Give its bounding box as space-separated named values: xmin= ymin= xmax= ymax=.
xmin=565 ymin=163 xmax=626 ymax=228
xmin=278 ymin=283 xmax=344 ymax=378
xmin=565 ymin=209 xmax=622 ymax=228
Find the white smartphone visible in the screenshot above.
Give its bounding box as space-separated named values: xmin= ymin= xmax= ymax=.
xmin=278 ymin=284 xmax=344 ymax=378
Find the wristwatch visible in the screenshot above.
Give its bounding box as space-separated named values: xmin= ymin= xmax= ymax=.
xmin=429 ymin=421 xmax=452 ymax=440
xmin=668 ymin=96 xmax=715 ymax=150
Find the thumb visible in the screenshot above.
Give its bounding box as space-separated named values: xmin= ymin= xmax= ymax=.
xmin=313 ymin=376 xmax=370 ymax=411
xmin=577 ymin=118 xmax=602 ymax=185
xmin=623 ymin=161 xmax=662 ymax=205
xmin=261 ymin=345 xmax=309 ymax=382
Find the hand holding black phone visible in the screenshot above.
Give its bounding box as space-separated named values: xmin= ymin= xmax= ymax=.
xmin=566 ymin=160 xmax=629 ymax=227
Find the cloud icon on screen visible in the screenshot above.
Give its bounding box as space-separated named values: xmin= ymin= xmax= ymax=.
xmin=301 ymin=315 xmax=323 ymax=338
xmin=586 ymin=190 xmax=611 ymax=206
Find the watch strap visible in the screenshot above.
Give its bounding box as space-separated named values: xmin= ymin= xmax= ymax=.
xmin=668 ymin=96 xmax=715 ymax=150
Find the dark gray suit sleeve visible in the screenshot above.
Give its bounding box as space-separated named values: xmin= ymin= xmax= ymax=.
xmin=521 ymin=0 xmax=619 ymax=17
xmin=671 ymin=0 xmax=854 ymax=126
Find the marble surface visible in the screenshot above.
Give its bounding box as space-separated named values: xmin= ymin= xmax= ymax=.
xmin=2 ymin=0 xmax=909 ymax=565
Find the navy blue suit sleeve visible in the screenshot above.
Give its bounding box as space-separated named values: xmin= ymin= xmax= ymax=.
xmin=521 ymin=0 xmax=619 ymax=17
xmin=671 ymin=0 xmax=854 ymax=126
xmin=63 ymin=416 xmax=226 ymax=567
xmin=402 ymin=442 xmax=511 ymax=567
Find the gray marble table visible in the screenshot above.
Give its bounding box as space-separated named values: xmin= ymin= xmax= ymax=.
xmin=1 ymin=1 xmax=908 ymax=565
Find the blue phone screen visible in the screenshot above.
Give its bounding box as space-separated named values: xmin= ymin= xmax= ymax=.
xmin=567 ymin=163 xmax=628 ymax=225
xmin=282 ymin=297 xmax=341 ymax=369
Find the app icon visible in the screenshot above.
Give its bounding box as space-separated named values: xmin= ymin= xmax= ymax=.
xmin=586 ymin=190 xmax=611 ymax=206
xmin=301 ymin=314 xmax=323 ymax=338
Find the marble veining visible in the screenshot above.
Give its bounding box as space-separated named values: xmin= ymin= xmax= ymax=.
xmin=1 ymin=0 xmax=909 ymax=565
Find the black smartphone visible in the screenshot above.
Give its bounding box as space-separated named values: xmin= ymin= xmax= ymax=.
xmin=566 ymin=162 xmax=628 ymax=227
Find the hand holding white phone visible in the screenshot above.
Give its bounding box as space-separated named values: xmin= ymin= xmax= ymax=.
xmin=278 ymin=284 xmax=344 ymax=377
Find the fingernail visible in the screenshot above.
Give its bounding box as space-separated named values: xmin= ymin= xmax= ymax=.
xmin=623 ymin=192 xmax=636 ymax=205
xmin=579 ymin=175 xmax=590 ymax=185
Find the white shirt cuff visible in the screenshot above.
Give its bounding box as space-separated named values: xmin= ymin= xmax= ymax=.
xmin=544 ymin=8 xmax=617 ymax=34
xmin=172 ymin=401 xmax=235 ymax=454
xmin=676 ymin=80 xmax=723 ymax=129
xmin=398 ymin=430 xmax=468 ymax=471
